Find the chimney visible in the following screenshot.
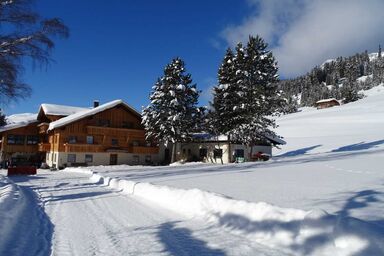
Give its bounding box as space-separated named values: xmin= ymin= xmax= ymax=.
xmin=93 ymin=100 xmax=100 ymax=108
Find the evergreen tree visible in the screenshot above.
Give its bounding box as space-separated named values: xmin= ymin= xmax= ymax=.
xmin=208 ymin=48 xmax=240 ymax=135
xmin=142 ymin=58 xmax=200 ymax=163
xmin=0 ymin=109 xmax=6 ymax=126
xmin=234 ymin=36 xmax=281 ymax=146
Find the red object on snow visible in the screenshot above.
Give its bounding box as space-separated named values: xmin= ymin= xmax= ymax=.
xmin=7 ymin=166 xmax=37 ymax=176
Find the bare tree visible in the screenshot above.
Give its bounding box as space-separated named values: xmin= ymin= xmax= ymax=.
xmin=0 ymin=0 xmax=69 ymax=103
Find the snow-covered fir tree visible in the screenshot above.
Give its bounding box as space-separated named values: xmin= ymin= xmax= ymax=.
xmin=209 ymin=35 xmax=281 ymax=147
xmin=142 ymin=58 xmax=200 ymax=162
xmin=0 ymin=109 xmax=6 ymax=126
xmin=208 ymin=48 xmax=240 ymax=135
xmin=232 ymin=35 xmax=281 ymax=146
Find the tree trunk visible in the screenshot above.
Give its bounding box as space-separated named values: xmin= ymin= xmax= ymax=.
xmin=249 ymin=144 xmax=253 ymax=162
xmin=227 ymin=134 xmax=232 ymax=163
xmin=171 ymin=142 xmax=177 ymax=163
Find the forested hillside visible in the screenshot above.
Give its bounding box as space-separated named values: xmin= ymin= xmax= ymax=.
xmin=279 ymin=47 xmax=384 ymax=111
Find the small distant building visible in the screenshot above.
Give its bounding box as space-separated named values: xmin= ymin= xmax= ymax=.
xmin=315 ymin=98 xmax=340 ymax=109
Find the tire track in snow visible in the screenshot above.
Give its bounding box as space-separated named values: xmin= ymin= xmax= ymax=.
xmin=11 ymin=170 xmax=287 ymax=255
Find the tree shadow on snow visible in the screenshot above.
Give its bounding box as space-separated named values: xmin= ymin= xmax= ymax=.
xmin=45 ymin=190 xmax=115 ymax=203
xmin=332 ymin=140 xmax=384 ymax=153
xmin=276 ymin=145 xmax=322 ymax=157
xmin=157 ymin=221 xmax=226 ymax=256
xmin=216 ymin=211 xmax=384 ymax=256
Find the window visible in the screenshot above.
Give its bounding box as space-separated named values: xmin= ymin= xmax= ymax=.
xmin=145 ymin=155 xmax=151 ymax=163
xmin=98 ymin=119 xmax=110 ymax=127
xmin=67 ymin=154 xmax=76 ymax=163
xmin=68 ymin=136 xmax=77 ymax=144
xmin=26 ymin=135 xmax=39 ymax=145
xmin=132 ymin=140 xmax=139 ymax=146
xmin=86 ymin=136 xmax=94 ymax=144
xmin=111 ymin=138 xmax=118 ymax=146
xmin=199 ymin=148 xmax=208 ymax=157
xmin=234 ymin=149 xmax=244 ymax=158
xmin=214 ymin=148 xmax=223 ymax=159
xmin=85 ymin=154 xmax=93 ymax=163
xmin=7 ymin=135 xmax=25 ymax=145
xmin=122 ymin=121 xmax=134 ymax=129
xmin=53 ymin=153 xmax=57 ymax=162
xmin=133 ymin=155 xmax=140 ymax=164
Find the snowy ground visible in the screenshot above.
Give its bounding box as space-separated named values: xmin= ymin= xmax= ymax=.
xmin=1 ymin=85 xmax=384 ymax=255
xmin=0 ymin=171 xmax=277 ymax=255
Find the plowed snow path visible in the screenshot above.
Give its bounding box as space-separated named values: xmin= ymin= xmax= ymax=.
xmin=9 ymin=170 xmax=281 ymax=256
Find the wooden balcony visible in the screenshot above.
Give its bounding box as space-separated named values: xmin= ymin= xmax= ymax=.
xmin=64 ymin=143 xmax=104 ymax=153
xmin=38 ymin=143 xmax=51 ymax=152
xmin=87 ymin=125 xmax=145 ymax=137
xmin=38 ymin=123 xmax=49 ymax=134
xmin=131 ymin=146 xmax=159 ymax=154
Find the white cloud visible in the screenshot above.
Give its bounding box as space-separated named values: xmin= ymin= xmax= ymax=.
xmin=222 ymin=0 xmax=384 ymax=78
xmin=200 ymin=78 xmax=216 ymax=106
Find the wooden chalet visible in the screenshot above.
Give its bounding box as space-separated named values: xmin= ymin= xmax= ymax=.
xmin=315 ymin=98 xmax=340 ymax=109
xmin=0 ymin=113 xmax=41 ymax=167
xmin=37 ymin=100 xmax=159 ymax=168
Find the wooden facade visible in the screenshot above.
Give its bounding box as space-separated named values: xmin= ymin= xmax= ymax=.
xmin=43 ymin=105 xmax=157 ymax=154
xmin=1 ymin=100 xmax=160 ymax=168
xmin=0 ymin=122 xmax=41 ymax=165
xmin=39 ymin=102 xmax=159 ymax=168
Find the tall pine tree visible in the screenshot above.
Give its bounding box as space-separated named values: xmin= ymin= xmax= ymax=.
xmin=208 ymin=48 xmax=239 ymax=135
xmin=234 ymin=35 xmax=281 ymax=146
xmin=209 ymin=35 xmax=282 ymax=157
xmin=142 ymin=58 xmax=200 ymax=163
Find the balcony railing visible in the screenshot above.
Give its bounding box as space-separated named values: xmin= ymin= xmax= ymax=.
xmin=38 ymin=143 xmax=51 ymax=152
xmin=64 ymin=143 xmax=104 ymax=153
xmin=131 ymin=146 xmax=159 ymax=154
xmin=87 ymin=125 xmax=145 ymax=137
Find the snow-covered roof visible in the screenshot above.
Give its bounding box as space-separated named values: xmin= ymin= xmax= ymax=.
xmin=263 ymin=134 xmax=286 ymax=145
xmin=39 ymin=103 xmax=89 ymax=117
xmin=191 ymin=133 xmax=286 ymax=145
xmin=192 ymin=133 xmax=229 ymax=141
xmin=48 ymin=99 xmax=140 ymax=131
xmin=0 ymin=113 xmax=38 ymax=132
xmin=315 ymin=98 xmax=339 ymax=104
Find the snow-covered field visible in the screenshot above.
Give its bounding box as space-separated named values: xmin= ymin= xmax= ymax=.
xmin=1 ymin=85 xmax=384 ymax=255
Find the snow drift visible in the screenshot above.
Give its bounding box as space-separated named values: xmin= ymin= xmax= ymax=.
xmin=65 ymin=168 xmax=384 ymax=255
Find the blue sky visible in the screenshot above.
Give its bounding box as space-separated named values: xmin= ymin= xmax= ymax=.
xmin=4 ymin=0 xmax=384 ymax=115
xmin=3 ymin=0 xmax=250 ymax=115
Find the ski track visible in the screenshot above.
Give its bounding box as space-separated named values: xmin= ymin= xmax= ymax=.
xmin=8 ymin=170 xmax=282 ymax=256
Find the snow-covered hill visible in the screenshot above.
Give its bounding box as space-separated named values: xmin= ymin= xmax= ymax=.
xmin=1 ymin=85 xmax=383 ymax=255
xmin=275 ymin=84 xmax=384 ymax=154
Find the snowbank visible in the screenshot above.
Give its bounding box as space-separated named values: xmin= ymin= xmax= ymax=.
xmin=0 ymin=175 xmax=25 ymax=252
xmin=65 ymin=168 xmax=384 ymax=255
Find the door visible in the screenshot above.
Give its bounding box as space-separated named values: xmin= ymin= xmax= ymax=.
xmin=110 ymin=154 xmax=118 ymax=165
